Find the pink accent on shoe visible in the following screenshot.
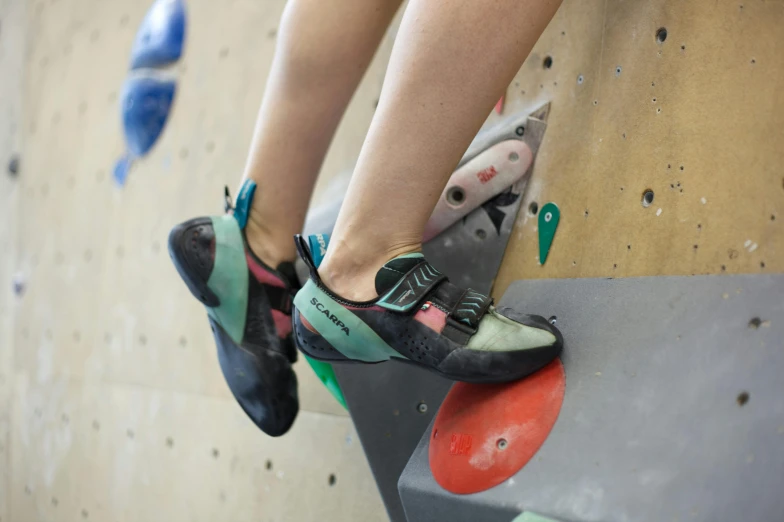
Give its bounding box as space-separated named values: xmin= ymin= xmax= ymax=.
xmin=300 ymin=314 xmax=317 ymax=333
xmin=245 ymin=252 xmax=286 ymax=288
xmin=272 ymin=309 xmax=292 ymax=338
xmin=414 ymin=302 xmax=447 ymax=334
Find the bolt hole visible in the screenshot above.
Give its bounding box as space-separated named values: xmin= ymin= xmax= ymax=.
xmin=475 ymin=229 xmax=487 ymax=240
xmin=446 ymin=186 xmax=466 ymax=207
xmin=642 ymin=189 xmax=655 ymax=207
xmin=528 ymin=202 xmax=539 ymax=216
xmin=737 ymin=391 xmax=749 ymax=406
xmin=515 ymin=126 xmax=525 ymax=136
xmin=656 ymin=27 xmax=668 ymax=44
xmin=615 ymin=66 xmax=622 ymax=76
xmin=8 ymin=155 xmax=19 ymax=176
xmin=543 ymin=56 xmax=553 ymax=69
xmin=497 ymin=438 xmax=508 ymax=450
xmin=265 ymin=459 xmax=273 ymax=470
xmin=417 ymin=401 xmax=428 ymax=414
xmin=577 ymin=75 xmax=584 ymax=85
xmin=748 ymin=317 xmax=762 ymax=329
xmin=328 ymin=473 xmax=337 ymax=486
xmin=508 ymin=152 xmax=519 ymax=162
xmin=548 ymin=316 xmax=557 ymax=325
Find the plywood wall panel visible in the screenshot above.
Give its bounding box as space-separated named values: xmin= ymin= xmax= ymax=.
xmin=493 ymin=0 xmax=783 ymax=297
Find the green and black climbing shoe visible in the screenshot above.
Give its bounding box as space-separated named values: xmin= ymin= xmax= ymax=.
xmin=168 ymin=180 xmax=299 ymax=436
xmin=292 ymin=234 xmax=563 ymax=384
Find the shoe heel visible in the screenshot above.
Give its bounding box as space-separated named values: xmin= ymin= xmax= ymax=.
xmin=292 ymin=308 xmax=350 ymax=362
xmin=168 ymin=217 xmax=221 ymax=307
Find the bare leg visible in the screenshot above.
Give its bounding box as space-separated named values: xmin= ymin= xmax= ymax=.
xmin=243 ymin=0 xmax=403 ymax=268
xmin=319 ymin=0 xmax=562 ymax=300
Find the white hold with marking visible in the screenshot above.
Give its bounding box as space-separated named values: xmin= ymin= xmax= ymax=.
xmin=424 ymin=140 xmax=533 ymax=241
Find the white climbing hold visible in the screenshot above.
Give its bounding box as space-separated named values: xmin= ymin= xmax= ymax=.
xmin=656 ymin=208 xmax=662 ymax=216
xmin=700 ymin=197 xmax=707 ymax=205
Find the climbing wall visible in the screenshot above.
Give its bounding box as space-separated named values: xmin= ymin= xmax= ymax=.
xmin=1 ymin=1 xmax=24 ymax=521
xmin=3 ymin=0 xmax=783 ymax=521
xmin=493 ymin=0 xmax=783 ymax=293
xmin=2 ymin=0 xmax=397 ymax=520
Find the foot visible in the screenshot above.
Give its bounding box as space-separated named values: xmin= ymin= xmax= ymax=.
xmin=167 ymin=180 xmax=300 ymax=436
xmin=291 ymin=234 xmax=563 ymax=383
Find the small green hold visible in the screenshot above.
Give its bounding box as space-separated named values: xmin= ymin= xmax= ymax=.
xmin=304 ymin=355 xmax=347 ymax=409
xmin=538 ymin=202 xmax=560 ymax=265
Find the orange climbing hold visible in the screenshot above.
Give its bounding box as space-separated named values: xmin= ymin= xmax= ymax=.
xmin=429 ymin=360 xmax=565 ymax=494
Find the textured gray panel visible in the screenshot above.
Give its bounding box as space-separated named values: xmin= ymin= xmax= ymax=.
xmin=400 ymin=275 xmax=784 ymax=522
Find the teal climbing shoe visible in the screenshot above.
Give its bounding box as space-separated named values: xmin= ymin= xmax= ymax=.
xmin=292 ymin=234 xmax=563 ymax=384
xmin=168 ymin=180 xmax=300 ymax=436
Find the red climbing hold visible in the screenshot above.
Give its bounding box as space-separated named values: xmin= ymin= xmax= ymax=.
xmin=429 ymin=360 xmax=565 ymax=494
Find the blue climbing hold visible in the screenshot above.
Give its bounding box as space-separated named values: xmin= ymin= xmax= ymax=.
xmin=120 ymin=73 xmax=176 ymax=157
xmin=129 ymin=0 xmax=187 ymax=70
xmin=113 ymin=155 xmax=133 ymax=186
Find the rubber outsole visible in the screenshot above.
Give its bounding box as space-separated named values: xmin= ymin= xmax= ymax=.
xmin=168 ymin=217 xmax=221 ymax=307
xmin=210 ymin=316 xmax=299 ymax=437
xmin=292 ymin=308 xmax=563 ymax=384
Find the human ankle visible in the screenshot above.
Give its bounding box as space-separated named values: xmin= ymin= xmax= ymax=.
xmin=317 ymin=237 xmax=421 ymax=302
xmin=244 ymin=209 xmax=297 ymax=269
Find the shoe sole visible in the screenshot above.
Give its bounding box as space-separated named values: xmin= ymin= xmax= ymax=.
xmin=292 ymin=308 xmax=563 ymax=384
xmin=168 ymin=217 xmax=221 ymax=307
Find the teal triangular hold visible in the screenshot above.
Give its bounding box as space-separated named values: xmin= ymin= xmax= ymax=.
xmin=538 ymin=202 xmax=560 ymax=265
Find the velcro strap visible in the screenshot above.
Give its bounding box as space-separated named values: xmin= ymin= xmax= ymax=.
xmin=376 ymin=261 xmax=447 ymax=312
xmin=264 ymin=284 xmax=292 ymax=314
xmin=450 ymin=289 xmax=493 ymax=328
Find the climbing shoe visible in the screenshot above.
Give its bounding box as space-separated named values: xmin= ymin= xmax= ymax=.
xmin=167 ymin=180 xmax=299 ymax=436
xmin=292 ymin=234 xmax=563 ymax=384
